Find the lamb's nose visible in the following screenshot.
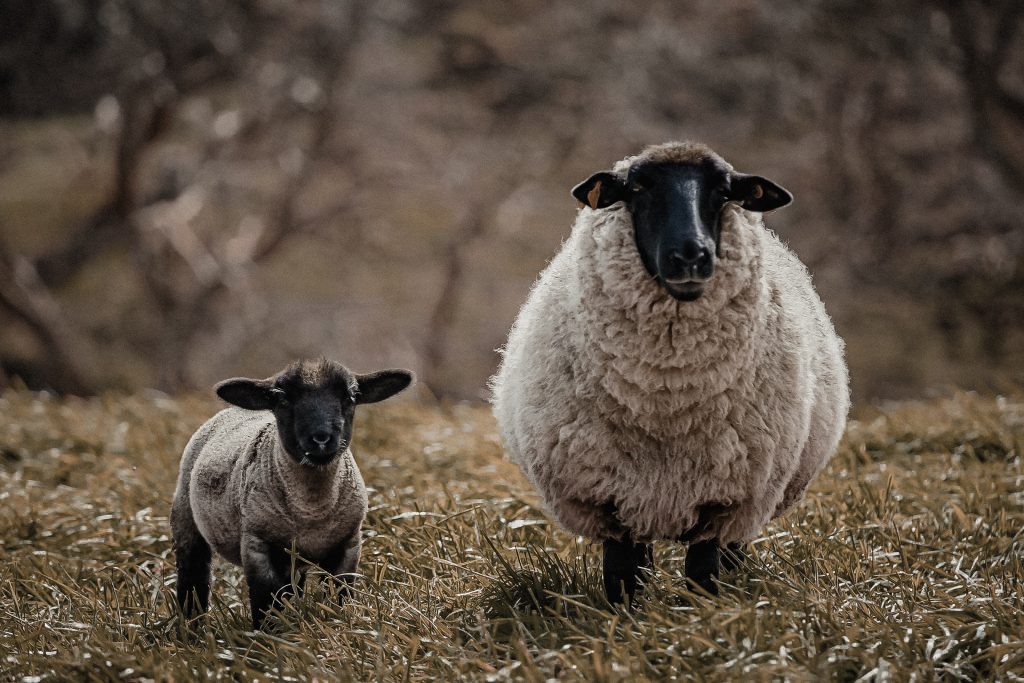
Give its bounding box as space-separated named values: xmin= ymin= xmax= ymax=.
xmin=311 ymin=432 xmax=331 ymax=448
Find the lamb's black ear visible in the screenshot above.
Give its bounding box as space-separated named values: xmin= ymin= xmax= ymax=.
xmin=355 ymin=369 xmax=414 ymax=405
xmin=729 ymin=173 xmax=792 ymax=213
xmin=572 ymin=171 xmax=627 ymax=209
xmin=215 ymin=378 xmax=277 ymax=410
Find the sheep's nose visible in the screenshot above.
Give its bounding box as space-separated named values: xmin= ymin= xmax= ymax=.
xmin=311 ymin=432 xmax=331 ymax=448
xmin=668 ymin=240 xmax=711 ymax=268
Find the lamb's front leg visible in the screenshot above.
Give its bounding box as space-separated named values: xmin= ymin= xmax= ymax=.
xmin=241 ymin=533 xmax=290 ymax=630
xmin=318 ymin=529 xmax=362 ymax=605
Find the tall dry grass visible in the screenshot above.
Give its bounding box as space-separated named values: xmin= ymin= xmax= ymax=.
xmin=1 ymin=391 xmax=1022 ymax=681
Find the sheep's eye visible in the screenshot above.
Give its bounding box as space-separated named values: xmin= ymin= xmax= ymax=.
xmin=271 ymin=389 xmax=289 ymax=406
xmin=629 ymin=170 xmax=652 ymax=194
xmin=630 ymin=179 xmax=648 ymax=194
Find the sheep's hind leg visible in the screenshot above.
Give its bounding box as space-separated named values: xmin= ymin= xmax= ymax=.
xmin=721 ymin=542 xmax=746 ymax=573
xmin=685 ymin=539 xmax=720 ymax=595
xmin=602 ymin=535 xmax=654 ymax=605
xmin=171 ymin=497 xmax=212 ymax=620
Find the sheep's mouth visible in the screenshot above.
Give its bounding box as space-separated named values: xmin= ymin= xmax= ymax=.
xmin=299 ymin=448 xmax=343 ymax=468
xmin=660 ymin=278 xmax=706 ymax=302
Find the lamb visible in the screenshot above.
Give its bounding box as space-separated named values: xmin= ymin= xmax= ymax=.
xmin=171 ymin=358 xmax=413 ymax=629
xmin=490 ymin=141 xmax=849 ymax=604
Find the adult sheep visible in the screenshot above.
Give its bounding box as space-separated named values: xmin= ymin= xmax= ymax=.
xmin=490 ymin=141 xmax=849 ymax=604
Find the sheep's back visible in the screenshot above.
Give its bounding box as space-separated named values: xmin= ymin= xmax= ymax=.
xmin=761 ymin=233 xmax=849 ymax=517
xmin=491 ymin=242 xmax=579 ymax=468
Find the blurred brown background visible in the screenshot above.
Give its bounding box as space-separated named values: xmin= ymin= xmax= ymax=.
xmin=1 ymin=0 xmax=1022 ymax=401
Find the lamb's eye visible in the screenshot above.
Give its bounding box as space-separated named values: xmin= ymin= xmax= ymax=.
xmin=271 ymin=389 xmax=289 ymax=406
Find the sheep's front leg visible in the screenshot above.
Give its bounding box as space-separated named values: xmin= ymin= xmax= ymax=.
xmin=602 ymin=534 xmax=654 ymax=605
xmin=685 ymin=539 xmax=720 ymax=595
xmin=318 ymin=530 xmax=361 ymax=605
xmin=241 ymin=534 xmax=290 ymax=630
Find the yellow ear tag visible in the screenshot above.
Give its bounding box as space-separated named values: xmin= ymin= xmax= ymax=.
xmin=587 ymin=180 xmax=602 ymax=209
xmin=752 ymin=184 xmax=764 ymax=199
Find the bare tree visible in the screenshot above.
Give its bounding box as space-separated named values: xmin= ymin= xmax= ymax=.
xmin=0 ymin=0 xmax=371 ymax=392
xmin=3 ymin=0 xmax=1023 ymax=399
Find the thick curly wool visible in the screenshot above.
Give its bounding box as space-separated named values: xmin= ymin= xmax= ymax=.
xmin=175 ymin=407 xmax=367 ymax=566
xmin=491 ymin=155 xmax=848 ymax=544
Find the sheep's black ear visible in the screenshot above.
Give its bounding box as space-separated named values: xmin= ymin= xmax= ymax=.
xmin=728 ymin=173 xmax=792 ymax=213
xmin=355 ymin=369 xmax=414 ymax=405
xmin=215 ymin=378 xmax=277 ymax=410
xmin=572 ymin=171 xmax=627 ymax=209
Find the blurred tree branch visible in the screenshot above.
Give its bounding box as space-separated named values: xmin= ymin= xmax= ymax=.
xmin=0 ymin=242 xmax=92 ymax=393
xmin=143 ymin=0 xmax=369 ymax=388
xmin=3 ymin=0 xmax=1023 ymax=398
xmin=34 ymin=89 xmax=176 ymax=289
xmin=937 ymin=0 xmax=1024 ymax=189
xmin=419 ymin=25 xmax=593 ymax=396
xmin=0 ymin=0 xmax=370 ymax=393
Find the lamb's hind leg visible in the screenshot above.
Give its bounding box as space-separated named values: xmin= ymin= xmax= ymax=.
xmin=171 ymin=496 xmax=212 ymax=620
xmin=602 ymin=534 xmax=654 ymax=605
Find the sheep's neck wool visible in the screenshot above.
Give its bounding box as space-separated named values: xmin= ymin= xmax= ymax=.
xmin=266 ymin=430 xmax=352 ymax=524
xmin=571 ymin=204 xmax=768 ymax=440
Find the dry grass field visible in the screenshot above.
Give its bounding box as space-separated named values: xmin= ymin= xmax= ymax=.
xmin=1 ymin=390 xmax=1022 ymax=681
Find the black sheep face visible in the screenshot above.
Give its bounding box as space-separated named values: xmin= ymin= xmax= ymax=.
xmin=215 ymin=358 xmax=413 ymax=467
xmin=572 ymin=157 xmax=792 ymax=302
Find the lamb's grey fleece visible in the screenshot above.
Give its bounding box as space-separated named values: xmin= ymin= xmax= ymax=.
xmin=490 ymin=143 xmax=849 ymax=545
xmin=175 ymin=407 xmax=367 ymax=566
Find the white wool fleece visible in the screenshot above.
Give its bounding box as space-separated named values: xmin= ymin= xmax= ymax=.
xmin=491 ymin=183 xmax=849 ymax=544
